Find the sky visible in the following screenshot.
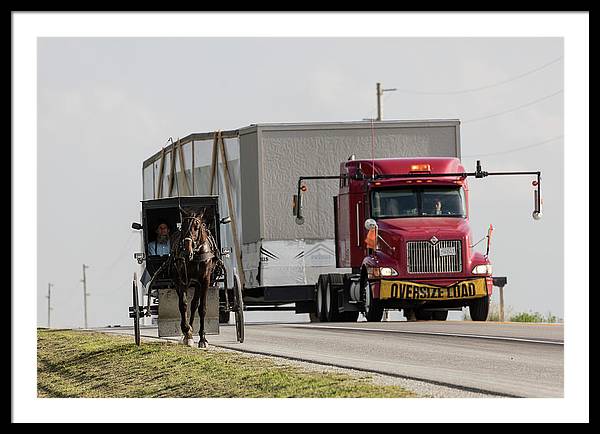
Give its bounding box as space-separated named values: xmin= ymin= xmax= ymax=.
xmin=14 ymin=12 xmax=589 ymax=424
xmin=35 ymin=35 xmax=565 ymax=328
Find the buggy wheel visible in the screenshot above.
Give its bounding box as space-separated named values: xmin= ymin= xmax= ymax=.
xmin=233 ymin=272 xmax=245 ymax=343
xmin=131 ymin=273 xmax=141 ymax=346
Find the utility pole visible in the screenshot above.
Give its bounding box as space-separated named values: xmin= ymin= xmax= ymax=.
xmin=376 ymin=82 xmax=397 ymax=121
xmin=47 ymin=283 xmax=53 ymax=328
xmin=81 ymin=264 xmax=90 ymax=328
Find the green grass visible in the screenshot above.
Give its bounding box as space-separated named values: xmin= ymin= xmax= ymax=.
xmin=510 ymin=311 xmax=561 ymax=323
xmin=462 ymin=302 xmax=562 ymax=323
xmin=37 ymin=329 xmax=416 ymax=398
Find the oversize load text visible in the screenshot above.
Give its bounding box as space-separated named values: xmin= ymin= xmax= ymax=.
xmin=380 ymin=279 xmax=487 ymax=300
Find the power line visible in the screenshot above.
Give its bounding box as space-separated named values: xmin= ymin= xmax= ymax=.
xmin=462 ymin=89 xmax=563 ymax=124
xmin=392 ymin=56 xmax=563 ymax=95
xmin=463 ymin=135 xmax=563 ymax=158
xmin=47 ymin=283 xmax=53 ymax=328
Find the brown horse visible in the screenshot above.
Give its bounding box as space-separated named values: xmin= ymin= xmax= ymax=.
xmin=169 ymin=208 xmax=220 ymax=348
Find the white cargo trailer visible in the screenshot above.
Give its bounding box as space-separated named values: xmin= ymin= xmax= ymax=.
xmin=141 ymin=119 xmax=461 ymax=317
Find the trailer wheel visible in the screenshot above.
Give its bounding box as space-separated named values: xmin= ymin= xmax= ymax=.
xmin=362 ymin=278 xmax=384 ymax=322
xmin=469 ymin=296 xmax=489 ymax=321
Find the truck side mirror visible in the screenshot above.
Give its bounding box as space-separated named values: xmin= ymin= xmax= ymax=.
xmin=292 ymin=194 xmax=298 ymax=217
xmin=532 ymin=184 xmax=543 ymax=220
xmin=293 ymin=194 xmax=305 ymax=224
xmin=486 ymin=224 xmax=493 ymax=257
xmin=364 ymin=219 xmax=378 ymax=231
xmin=132 ymin=222 xmax=143 ymax=230
xmin=364 ymin=219 xmax=379 ymax=250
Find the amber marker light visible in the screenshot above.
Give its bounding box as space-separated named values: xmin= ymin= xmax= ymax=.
xmin=410 ymin=164 xmax=431 ymax=172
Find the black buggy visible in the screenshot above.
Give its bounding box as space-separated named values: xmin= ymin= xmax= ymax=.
xmin=129 ymin=196 xmax=244 ymax=345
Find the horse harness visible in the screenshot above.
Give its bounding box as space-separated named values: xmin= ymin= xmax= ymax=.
xmin=180 ymin=216 xmax=218 ymax=262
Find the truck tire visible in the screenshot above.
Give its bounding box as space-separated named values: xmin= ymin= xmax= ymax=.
xmin=315 ymin=275 xmax=328 ymax=322
xmin=362 ymin=278 xmax=384 ymax=322
xmin=340 ymin=310 xmax=359 ymax=322
xmin=432 ymin=310 xmax=448 ymax=321
xmin=415 ymin=309 xmax=433 ymax=320
xmin=325 ymin=276 xmax=341 ymax=322
xmin=469 ymin=296 xmax=489 ymax=321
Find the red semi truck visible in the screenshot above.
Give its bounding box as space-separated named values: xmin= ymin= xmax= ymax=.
xmin=294 ymin=156 xmax=541 ymax=322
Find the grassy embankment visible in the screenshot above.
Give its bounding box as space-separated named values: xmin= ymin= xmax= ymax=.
xmin=37 ymin=329 xmax=415 ymax=398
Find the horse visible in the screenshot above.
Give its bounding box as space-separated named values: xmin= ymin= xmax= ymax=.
xmin=168 ymin=208 xmax=220 ymax=349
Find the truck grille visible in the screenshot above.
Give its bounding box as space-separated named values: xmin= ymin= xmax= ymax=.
xmin=407 ymin=240 xmax=462 ymax=274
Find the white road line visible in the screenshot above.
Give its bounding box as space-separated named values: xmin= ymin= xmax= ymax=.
xmin=284 ymin=324 xmax=564 ymax=345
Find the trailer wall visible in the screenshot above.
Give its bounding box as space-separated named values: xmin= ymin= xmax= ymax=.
xmin=240 ymin=121 xmax=460 ymax=244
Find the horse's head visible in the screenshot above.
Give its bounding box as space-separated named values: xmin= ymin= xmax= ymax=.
xmin=180 ymin=208 xmax=208 ymax=258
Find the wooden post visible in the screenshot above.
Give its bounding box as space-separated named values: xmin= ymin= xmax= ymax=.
xmin=176 ymin=138 xmax=192 ymax=195
xmin=499 ymin=285 xmax=505 ymax=322
xmin=156 ymin=148 xmax=166 ymax=198
xmin=217 ymin=131 xmax=245 ymax=288
xmin=209 ymin=132 xmax=219 ymax=195
xmin=47 ymin=283 xmax=53 ymax=328
xmin=167 ymin=143 xmax=177 ymax=196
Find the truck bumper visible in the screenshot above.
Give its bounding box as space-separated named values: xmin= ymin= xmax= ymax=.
xmin=371 ymin=277 xmax=489 ymax=304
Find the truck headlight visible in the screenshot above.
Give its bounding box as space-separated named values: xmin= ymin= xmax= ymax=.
xmin=380 ymin=267 xmax=398 ymax=277
xmin=368 ymin=267 xmax=398 ymax=278
xmin=472 ymin=264 xmax=492 ymax=275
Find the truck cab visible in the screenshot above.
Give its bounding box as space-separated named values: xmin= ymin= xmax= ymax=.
xmin=333 ymin=157 xmax=493 ymax=322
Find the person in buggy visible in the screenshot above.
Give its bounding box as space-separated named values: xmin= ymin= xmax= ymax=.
xmin=148 ymin=221 xmax=171 ymax=256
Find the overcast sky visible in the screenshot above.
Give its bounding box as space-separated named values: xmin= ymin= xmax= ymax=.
xmin=13 ymin=12 xmax=590 ymax=424
xmin=33 ymin=34 xmax=569 ymax=328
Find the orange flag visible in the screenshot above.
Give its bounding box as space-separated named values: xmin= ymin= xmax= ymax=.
xmin=365 ymin=228 xmax=377 ymax=250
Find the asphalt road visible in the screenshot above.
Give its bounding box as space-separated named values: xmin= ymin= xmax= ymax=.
xmin=98 ymin=320 xmax=563 ymax=398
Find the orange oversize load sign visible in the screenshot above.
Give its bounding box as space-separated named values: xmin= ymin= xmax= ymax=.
xmin=379 ymin=278 xmax=487 ymax=301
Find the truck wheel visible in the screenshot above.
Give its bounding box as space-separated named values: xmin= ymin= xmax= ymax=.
xmin=315 ymin=275 xmax=327 ymax=322
xmin=362 ymin=279 xmax=384 ymax=322
xmin=469 ymin=296 xmax=489 ymax=321
xmin=415 ymin=309 xmax=433 ymax=320
xmin=325 ymin=277 xmax=340 ymax=322
xmin=432 ymin=310 xmax=448 ymax=321
xmin=341 ymin=311 xmax=359 ymax=322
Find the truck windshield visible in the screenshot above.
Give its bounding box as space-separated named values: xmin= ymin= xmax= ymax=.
xmin=371 ymin=187 xmax=466 ymax=218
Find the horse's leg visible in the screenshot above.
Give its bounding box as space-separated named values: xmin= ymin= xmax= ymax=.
xmin=188 ymin=284 xmax=201 ymax=334
xmin=177 ymin=286 xmax=194 ymax=347
xmin=198 ymin=272 xmax=210 ymax=349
